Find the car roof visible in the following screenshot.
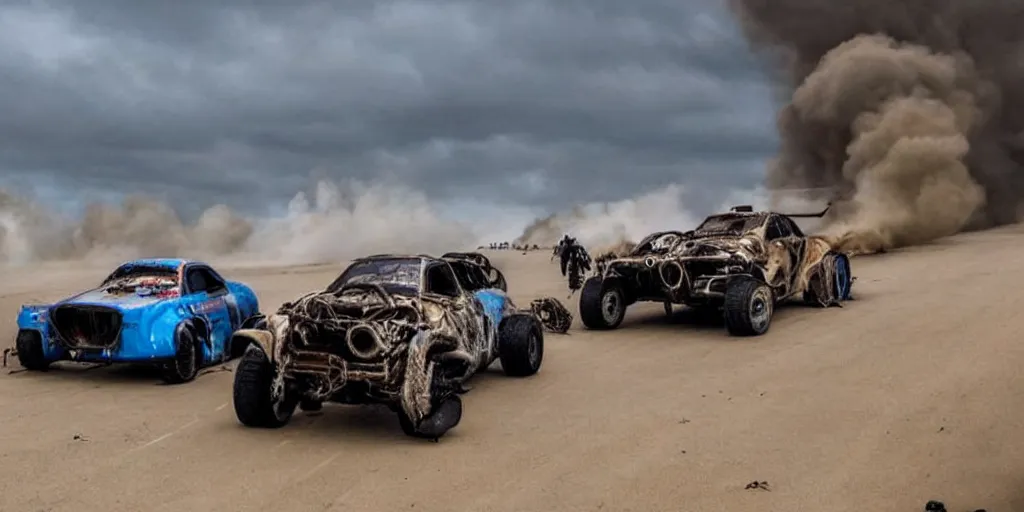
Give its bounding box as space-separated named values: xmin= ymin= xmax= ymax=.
xmin=697 ymin=211 xmax=771 ymax=225
xmin=351 ymin=254 xmax=440 ymax=264
xmin=117 ymin=258 xmax=194 ymax=270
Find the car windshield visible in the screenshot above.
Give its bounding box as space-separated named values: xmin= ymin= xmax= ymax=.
xmin=327 ymin=258 xmax=422 ymax=295
xmin=693 ymin=214 xmax=764 ymax=237
xmin=101 ymin=265 xmax=181 ymax=295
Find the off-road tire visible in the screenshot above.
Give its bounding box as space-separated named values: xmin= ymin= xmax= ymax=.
xmin=723 ymin=278 xmax=774 ymax=337
xmin=161 ymin=324 xmax=201 ymax=384
xmin=579 ymin=277 xmax=627 ymax=330
xmin=15 ymin=329 xmax=49 ymax=371
xmin=397 ymin=395 xmax=463 ymax=439
xmin=498 ymin=314 xmax=543 ymax=377
xmin=833 ymin=253 xmax=853 ymax=301
xmin=233 ymin=347 xmax=296 ymax=428
xmin=803 ymin=252 xmax=854 ymax=306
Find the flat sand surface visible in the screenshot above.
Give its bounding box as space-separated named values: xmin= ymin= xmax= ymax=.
xmin=2 ymin=226 xmax=1023 ymax=512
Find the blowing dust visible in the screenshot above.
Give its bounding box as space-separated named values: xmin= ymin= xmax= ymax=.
xmin=513 ymin=184 xmax=702 ymax=254
xmin=0 ymin=181 xmax=476 ymax=267
xmin=729 ymin=0 xmax=1024 ymax=255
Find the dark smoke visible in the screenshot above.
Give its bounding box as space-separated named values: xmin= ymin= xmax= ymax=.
xmin=728 ymin=0 xmax=1024 ymax=254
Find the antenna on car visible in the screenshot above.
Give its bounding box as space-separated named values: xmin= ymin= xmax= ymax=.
xmin=782 ymin=202 xmax=832 ymax=218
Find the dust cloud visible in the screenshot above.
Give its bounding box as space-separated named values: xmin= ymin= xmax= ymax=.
xmin=728 ymin=0 xmax=1024 ymax=254
xmin=0 ymin=180 xmax=476 ymax=267
xmin=513 ymin=184 xmax=702 ymax=251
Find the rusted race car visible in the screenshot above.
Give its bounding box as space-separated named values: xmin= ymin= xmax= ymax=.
xmin=577 ymin=205 xmax=853 ymax=336
xmin=230 ymin=252 xmax=569 ymax=440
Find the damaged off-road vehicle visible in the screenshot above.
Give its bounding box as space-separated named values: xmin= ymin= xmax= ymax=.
xmin=230 ymin=252 xmax=570 ymax=439
xmin=576 ymin=205 xmax=853 ymax=336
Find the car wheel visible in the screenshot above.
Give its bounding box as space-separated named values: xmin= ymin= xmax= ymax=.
xmin=579 ymin=277 xmax=627 ymax=330
xmin=803 ymin=252 xmax=854 ymax=307
xmin=398 ymin=395 xmax=463 ymax=440
xmin=498 ymin=313 xmax=543 ymax=377
xmin=161 ymin=324 xmax=201 ymax=384
xmin=15 ymin=329 xmax=49 ymax=371
xmin=723 ymin=277 xmax=774 ymax=336
xmin=832 ymin=252 xmax=853 ymax=301
xmin=233 ymin=347 xmax=296 ymax=428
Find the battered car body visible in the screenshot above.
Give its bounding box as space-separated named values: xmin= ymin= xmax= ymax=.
xmin=579 ymin=205 xmax=853 ymax=336
xmin=15 ymin=258 xmax=262 ymax=383
xmin=230 ymin=252 xmax=554 ymax=439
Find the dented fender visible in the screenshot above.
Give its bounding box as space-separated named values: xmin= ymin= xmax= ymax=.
xmin=232 ymin=328 xmax=278 ymax=361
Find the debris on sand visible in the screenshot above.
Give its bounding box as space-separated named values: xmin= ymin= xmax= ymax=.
xmin=924 ymin=500 xmax=985 ymax=512
xmin=530 ymin=297 xmax=573 ymax=334
xmin=2 ymin=347 xmax=15 ymax=367
xmin=744 ymin=481 xmax=770 ymax=491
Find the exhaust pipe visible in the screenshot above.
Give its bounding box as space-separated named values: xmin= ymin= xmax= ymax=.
xmin=346 ymin=324 xmax=386 ymax=360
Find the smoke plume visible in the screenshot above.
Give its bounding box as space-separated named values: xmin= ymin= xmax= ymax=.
xmin=728 ymin=0 xmax=1024 ymax=254
xmin=0 ymin=180 xmax=476 ymax=266
xmin=514 ymin=184 xmax=702 ymax=250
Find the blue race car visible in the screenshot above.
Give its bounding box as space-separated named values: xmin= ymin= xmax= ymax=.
xmin=15 ymin=258 xmax=263 ymax=384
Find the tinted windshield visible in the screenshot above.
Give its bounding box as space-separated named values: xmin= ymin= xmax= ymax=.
xmin=328 ymin=258 xmax=422 ymax=295
xmin=694 ymin=214 xmax=764 ymax=236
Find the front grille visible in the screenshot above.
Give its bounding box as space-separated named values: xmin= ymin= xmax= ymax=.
xmin=50 ymin=305 xmax=123 ymax=350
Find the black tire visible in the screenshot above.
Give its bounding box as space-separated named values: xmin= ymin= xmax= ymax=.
xmin=803 ymin=252 xmax=854 ymax=307
xmin=398 ymin=395 xmax=463 ymax=439
xmin=161 ymin=324 xmax=201 ymax=384
xmin=15 ymin=329 xmax=49 ymax=371
xmin=723 ymin=278 xmax=774 ymax=336
xmin=233 ymin=347 xmax=296 ymax=428
xmin=579 ymin=277 xmax=627 ymax=330
xmin=832 ymin=253 xmax=853 ymax=301
xmin=498 ymin=314 xmax=543 ymax=377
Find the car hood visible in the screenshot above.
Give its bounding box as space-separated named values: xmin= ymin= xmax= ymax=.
xmin=676 ymin=236 xmax=762 ymax=258
xmin=59 ymin=286 xmax=179 ymax=311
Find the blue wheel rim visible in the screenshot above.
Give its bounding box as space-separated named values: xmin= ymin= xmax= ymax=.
xmin=833 ymin=253 xmax=851 ymax=301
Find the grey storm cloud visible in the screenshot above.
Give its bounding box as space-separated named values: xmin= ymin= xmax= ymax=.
xmin=0 ymin=0 xmax=778 ymax=216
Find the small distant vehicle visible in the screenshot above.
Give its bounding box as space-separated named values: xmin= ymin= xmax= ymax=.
xmin=230 ymin=252 xmax=567 ymax=439
xmin=15 ymin=258 xmax=262 ymax=383
xmin=575 ymin=204 xmax=853 ymax=336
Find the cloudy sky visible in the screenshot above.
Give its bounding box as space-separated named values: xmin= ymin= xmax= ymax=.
xmin=0 ymin=0 xmax=780 ymax=223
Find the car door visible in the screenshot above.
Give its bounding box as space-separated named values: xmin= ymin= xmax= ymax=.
xmin=184 ymin=265 xmax=233 ymax=362
xmin=423 ymin=262 xmax=482 ymax=356
xmin=457 ymin=262 xmax=505 ymax=362
xmin=764 ymin=216 xmax=796 ymax=294
xmin=769 ymin=216 xmax=806 ymax=294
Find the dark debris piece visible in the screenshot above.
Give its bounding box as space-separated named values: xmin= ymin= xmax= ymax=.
xmin=530 ymin=297 xmax=573 ymax=334
xmin=2 ymin=347 xmax=15 ymax=367
xmin=198 ymin=365 xmax=232 ymax=376
xmin=744 ymin=481 xmax=770 ymax=491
